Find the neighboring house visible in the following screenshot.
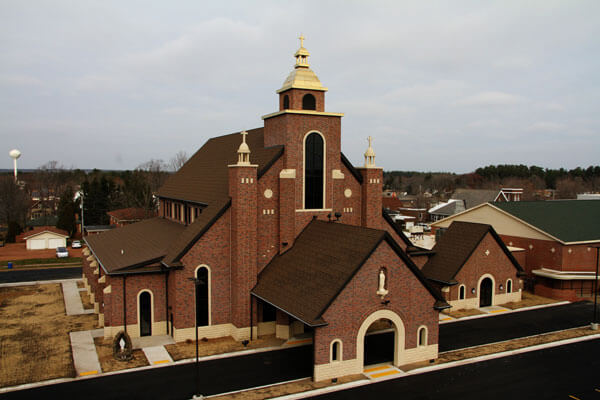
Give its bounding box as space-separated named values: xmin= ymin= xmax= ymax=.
xmin=19 ymin=227 xmax=69 ymax=250
xmin=422 ymin=222 xmax=524 ymax=309
xmin=429 ymin=188 xmax=523 ymax=222
xmin=107 ymin=207 xmax=156 ymax=227
xmin=430 ymin=200 xmax=600 ymax=301
xmin=82 ymin=41 xmax=449 ymax=382
xmin=26 ymin=215 xmax=59 ymax=229
xmin=84 ymin=225 xmax=114 ymax=236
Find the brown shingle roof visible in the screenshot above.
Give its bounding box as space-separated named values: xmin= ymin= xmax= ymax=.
xmin=85 ymin=218 xmax=185 ymax=274
xmin=20 ymin=226 xmax=69 ymax=241
xmin=157 ymin=128 xmax=283 ymax=205
xmin=252 ymin=220 xmax=447 ymax=326
xmin=421 ymin=221 xmax=524 ymax=284
xmin=107 ymin=207 xmax=156 ymax=222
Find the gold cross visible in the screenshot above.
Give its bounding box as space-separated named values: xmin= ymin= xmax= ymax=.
xmin=241 ymin=130 xmax=248 ymax=143
xmin=367 ymin=136 xmax=373 ymax=147
xmin=299 ymin=34 xmax=305 ymax=48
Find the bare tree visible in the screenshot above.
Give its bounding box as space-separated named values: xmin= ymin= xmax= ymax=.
xmin=169 ymin=151 xmax=188 ymax=172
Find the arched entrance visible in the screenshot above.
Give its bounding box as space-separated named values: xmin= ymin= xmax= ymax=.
xmin=364 ymin=318 xmax=394 ymax=365
xmin=480 ymin=277 xmax=493 ymax=307
xmin=357 ymin=309 xmax=405 ymax=368
xmin=139 ymin=291 xmax=152 ymax=337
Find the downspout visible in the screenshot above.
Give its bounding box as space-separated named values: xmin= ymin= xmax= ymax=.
xmin=165 ymin=269 xmax=170 ymax=336
xmin=250 ymin=296 xmax=253 ymax=342
xmin=123 ymin=275 xmax=127 ymax=334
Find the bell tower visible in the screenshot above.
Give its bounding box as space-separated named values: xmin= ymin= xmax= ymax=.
xmin=262 ymin=36 xmax=344 ymax=249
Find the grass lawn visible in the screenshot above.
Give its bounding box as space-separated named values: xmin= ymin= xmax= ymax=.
xmin=0 ymin=284 xmax=98 ymax=388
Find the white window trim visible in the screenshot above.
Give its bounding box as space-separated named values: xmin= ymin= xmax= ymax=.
xmin=417 ymin=325 xmax=428 ymax=347
xmin=136 ymin=289 xmax=155 ymax=337
xmin=506 ymin=278 xmax=513 ymax=293
xmin=330 ymin=339 xmax=343 ymax=362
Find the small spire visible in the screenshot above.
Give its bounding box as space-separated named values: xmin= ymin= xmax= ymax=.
xmin=294 ymin=34 xmax=310 ymax=69
xmin=364 ymin=136 xmax=376 ymax=168
xmin=237 ymin=130 xmax=251 ymax=165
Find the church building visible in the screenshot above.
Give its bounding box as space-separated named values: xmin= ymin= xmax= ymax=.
xmin=83 ymin=38 xmax=449 ymax=381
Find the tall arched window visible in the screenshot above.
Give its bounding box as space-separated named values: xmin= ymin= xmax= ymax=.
xmin=139 ymin=291 xmax=152 ymax=337
xmin=459 ymin=285 xmax=465 ymax=300
xmin=283 ymin=95 xmax=290 ymax=109
xmin=302 ymin=94 xmax=316 ymax=110
xmin=418 ymin=326 xmax=427 ymax=347
xmin=331 ymin=340 xmax=342 ymax=362
xmin=304 ymin=133 xmax=324 ymax=209
xmin=507 ymin=279 xmax=512 ymax=293
xmin=196 ymin=267 xmax=209 ymax=327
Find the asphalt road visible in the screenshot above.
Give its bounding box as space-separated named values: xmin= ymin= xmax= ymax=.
xmin=312 ymin=338 xmax=600 ymax=400
xmin=438 ymin=301 xmax=595 ymax=352
xmin=0 ymin=267 xmax=82 ymax=283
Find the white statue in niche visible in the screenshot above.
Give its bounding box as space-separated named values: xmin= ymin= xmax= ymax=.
xmin=377 ymin=269 xmax=388 ymax=298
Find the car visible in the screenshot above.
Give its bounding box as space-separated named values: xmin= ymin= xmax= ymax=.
xmin=56 ymin=247 xmax=69 ymax=258
xmin=71 ymin=240 xmax=82 ymax=249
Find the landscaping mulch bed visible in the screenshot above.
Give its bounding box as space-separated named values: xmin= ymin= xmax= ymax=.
xmin=211 ymin=374 xmax=365 ymax=400
xmin=94 ymin=337 xmax=149 ymax=372
xmin=79 ymin=289 xmax=94 ymax=310
xmin=441 ymin=308 xmax=484 ymax=319
xmin=165 ymin=335 xmax=285 ymax=361
xmin=499 ymin=291 xmax=559 ymax=309
xmin=0 ymin=284 xmax=98 ymax=388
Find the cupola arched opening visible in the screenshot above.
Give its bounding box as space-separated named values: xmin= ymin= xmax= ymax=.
xmin=304 ymin=132 xmax=324 ymax=209
xmin=283 ymin=95 xmax=290 ymax=109
xmin=302 ymin=94 xmax=316 ymax=110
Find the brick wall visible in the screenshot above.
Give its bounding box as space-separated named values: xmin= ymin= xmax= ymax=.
xmin=358 ymin=167 xmax=383 ymax=230
xmin=279 ymin=88 xmax=325 ymax=112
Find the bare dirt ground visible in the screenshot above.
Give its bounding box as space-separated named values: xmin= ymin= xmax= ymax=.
xmin=211 ymin=374 xmax=365 ymax=400
xmin=94 ymin=337 xmax=149 ymax=372
xmin=0 ymin=243 xmax=83 ymax=262
xmin=402 ymin=326 xmax=598 ymax=372
xmin=441 ymin=308 xmax=484 ymax=318
xmin=499 ymin=291 xmax=560 ymax=309
xmin=0 ymin=283 xmax=98 ymax=388
xmin=165 ymin=335 xmax=286 ymax=361
xmin=79 ymin=289 xmax=94 ymax=310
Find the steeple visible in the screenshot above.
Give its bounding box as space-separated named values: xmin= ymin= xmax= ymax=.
xmin=236 ymin=131 xmax=251 ymax=165
xmin=364 ymin=136 xmax=376 ymax=168
xmin=277 ymin=35 xmax=327 ymax=93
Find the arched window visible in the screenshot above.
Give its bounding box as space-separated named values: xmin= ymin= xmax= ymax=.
xmin=507 ymin=279 xmax=512 ymax=293
xmin=302 ymin=94 xmax=316 ymax=110
xmin=418 ymin=326 xmax=427 ymax=347
xmin=459 ymin=285 xmax=465 ymax=300
xmin=304 ymin=132 xmax=324 ymax=209
xmin=283 ymin=95 xmax=290 ymax=109
xmin=331 ymin=340 xmax=342 ymax=362
xmin=139 ymin=291 xmax=152 ymax=337
xmin=196 ymin=267 xmax=209 ymax=327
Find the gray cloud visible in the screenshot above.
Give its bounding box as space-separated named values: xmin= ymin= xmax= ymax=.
xmin=1 ymin=1 xmax=599 ymax=173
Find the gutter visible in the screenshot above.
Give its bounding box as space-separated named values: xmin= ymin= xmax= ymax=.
xmin=250 ymin=292 xmax=327 ymax=328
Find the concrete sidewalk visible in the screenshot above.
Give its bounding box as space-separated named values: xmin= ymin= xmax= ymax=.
xmin=70 ymin=329 xmax=104 ymax=377
xmin=62 ymin=281 xmax=94 ymax=315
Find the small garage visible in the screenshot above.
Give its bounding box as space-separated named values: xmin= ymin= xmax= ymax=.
xmin=23 ymin=228 xmax=69 ymax=250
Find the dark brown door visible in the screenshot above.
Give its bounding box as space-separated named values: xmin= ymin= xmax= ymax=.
xmin=480 ymin=278 xmax=493 ymax=307
xmin=140 ymin=291 xmax=152 ymax=337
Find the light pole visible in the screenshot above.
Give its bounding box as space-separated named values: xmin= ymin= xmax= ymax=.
xmin=187 ymin=277 xmax=202 ymax=399
xmin=592 ymin=246 xmax=599 ymax=330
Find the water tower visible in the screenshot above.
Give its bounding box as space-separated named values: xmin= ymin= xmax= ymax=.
xmin=9 ymin=149 xmax=21 ymax=182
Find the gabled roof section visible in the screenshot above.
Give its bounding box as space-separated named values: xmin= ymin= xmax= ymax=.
xmin=422 ymin=221 xmax=524 ymax=285
xmin=429 ymin=199 xmax=464 ymax=216
xmin=452 ymin=189 xmax=498 ymax=209
xmin=340 ymin=152 xmax=363 ymax=184
xmin=493 ymin=200 xmax=600 ymax=243
xmin=157 ymin=128 xmax=283 ymax=204
xmin=84 ymin=218 xmax=185 ymax=274
xmin=22 ymin=226 xmax=69 ymax=240
xmin=252 ymin=220 xmax=447 ymax=326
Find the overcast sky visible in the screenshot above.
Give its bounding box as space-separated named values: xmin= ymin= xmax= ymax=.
xmin=1 ymin=1 xmax=598 ymax=173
